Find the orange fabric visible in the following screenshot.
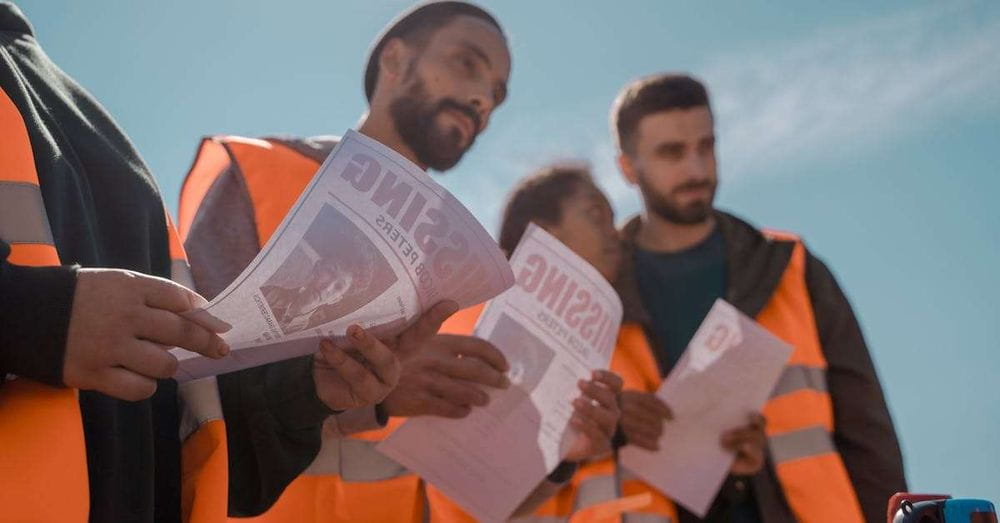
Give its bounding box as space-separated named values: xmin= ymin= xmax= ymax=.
xmin=774 ymin=453 xmax=862 ymax=523
xmin=756 ymin=257 xmax=828 ymax=369
xmin=233 ymin=414 xmax=422 ymax=523
xmin=621 ymin=479 xmax=677 ymax=518
xmin=4 ymin=242 xmax=58 ymax=265
xmin=569 ymin=493 xmax=653 ymax=523
xmin=173 ymin=186 xmax=229 ymax=523
xmin=426 ymin=485 xmax=478 ymax=523
xmin=0 ymin=379 xmax=89 ymax=523
xmin=236 ymin=416 xmax=421 ymax=523
xmin=610 ymin=324 xmax=661 ymax=393
xmin=178 ymin=139 xmax=231 ymax=241
xmin=761 ymin=389 xmax=835 ymax=436
xmin=181 ymin=136 xmax=428 ymax=522
xmin=753 ymin=240 xmax=863 ymax=522
xmin=182 ymin=420 xmax=230 ymax=523
xmin=225 ymin=139 xmax=320 ymax=245
xmin=166 ymin=211 xmax=189 ymax=262
xmin=567 ymin=237 xmax=863 ymax=523
xmin=0 ymin=87 xmax=44 ymax=185
xmin=243 ymin=475 xmax=425 ymax=523
xmin=439 ymin=302 xmax=486 ymax=335
xmin=0 ymin=87 xmax=90 ymax=523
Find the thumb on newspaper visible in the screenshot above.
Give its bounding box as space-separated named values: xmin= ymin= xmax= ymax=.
xmin=394 ymin=300 xmax=460 ymax=358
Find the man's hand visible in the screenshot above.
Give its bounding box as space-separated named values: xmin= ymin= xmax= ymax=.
xmin=313 ymin=300 xmax=458 ymax=411
xmin=721 ymin=412 xmax=767 ymax=475
xmin=563 ymin=370 xmax=623 ymax=462
xmin=63 ymin=268 xmax=230 ymax=402
xmin=313 ymin=325 xmax=399 ymax=411
xmin=383 ymin=301 xmax=460 ymax=358
xmin=619 ymin=390 xmax=673 ymax=451
xmin=381 ymin=333 xmax=510 ymax=418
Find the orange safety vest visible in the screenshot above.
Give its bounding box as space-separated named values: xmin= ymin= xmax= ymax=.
xmin=0 ymin=87 xmax=216 ymax=523
xmin=178 ymin=135 xmax=424 ymax=523
xmin=584 ymin=235 xmax=864 ymax=523
xmin=429 ymin=236 xmax=865 ymax=523
xmin=179 ymin=377 xmax=230 ymax=522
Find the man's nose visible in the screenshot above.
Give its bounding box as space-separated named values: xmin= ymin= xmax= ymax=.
xmin=466 ymin=89 xmax=492 ymax=132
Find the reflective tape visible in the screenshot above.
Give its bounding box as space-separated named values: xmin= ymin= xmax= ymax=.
xmin=0 ymin=181 xmax=53 ymax=245
xmin=769 ymin=425 xmax=837 ymax=464
xmin=305 ymin=437 xmax=410 ymax=482
xmin=771 ymin=364 xmax=827 ymax=398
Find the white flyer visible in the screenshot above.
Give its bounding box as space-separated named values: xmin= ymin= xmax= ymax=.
xmin=172 ymin=129 xmax=515 ymax=381
xmin=377 ymin=223 xmax=622 ymax=522
xmin=620 ymin=299 xmax=793 ymax=517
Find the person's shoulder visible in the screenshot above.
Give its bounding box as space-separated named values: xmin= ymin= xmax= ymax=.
xmin=0 ymin=4 xmax=36 ymax=39
xmin=265 ymin=135 xmax=340 ymax=163
xmin=196 ymin=134 xmax=341 ymax=158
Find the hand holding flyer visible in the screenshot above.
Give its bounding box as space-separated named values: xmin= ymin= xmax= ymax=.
xmin=377 ymin=224 xmax=622 ymax=522
xmin=619 ymin=299 xmax=793 ymax=517
xmin=171 ymin=130 xmax=515 ymax=381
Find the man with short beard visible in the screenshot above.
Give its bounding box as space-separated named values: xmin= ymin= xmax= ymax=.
xmin=610 ymin=74 xmax=906 ymax=523
xmin=178 ymin=2 xmax=620 ymax=520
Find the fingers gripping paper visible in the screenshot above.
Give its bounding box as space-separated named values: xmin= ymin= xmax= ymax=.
xmin=376 ymin=224 xmax=622 ymax=522
xmin=171 ymin=130 xmax=515 ymax=381
xmin=619 ymin=299 xmax=793 ymax=517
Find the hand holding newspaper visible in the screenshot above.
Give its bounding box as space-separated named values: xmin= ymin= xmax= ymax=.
xmin=377 ymin=224 xmax=622 ymax=522
xmin=620 ymin=299 xmax=793 ymax=517
xmin=171 ymin=130 xmax=515 ymax=381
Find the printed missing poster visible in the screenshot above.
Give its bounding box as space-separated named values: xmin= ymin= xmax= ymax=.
xmin=172 ymin=130 xmax=515 ymax=381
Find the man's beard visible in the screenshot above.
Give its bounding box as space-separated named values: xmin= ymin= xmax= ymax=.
xmin=635 ymin=167 xmax=716 ymax=225
xmin=389 ymin=77 xmax=481 ymax=171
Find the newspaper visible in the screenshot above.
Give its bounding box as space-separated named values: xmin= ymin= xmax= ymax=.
xmin=377 ymin=223 xmax=622 ymax=522
xmin=620 ymin=299 xmax=793 ymax=517
xmin=172 ymin=129 xmax=515 ymax=382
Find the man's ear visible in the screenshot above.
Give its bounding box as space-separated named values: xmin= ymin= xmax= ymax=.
xmin=618 ymin=153 xmax=639 ymax=186
xmin=378 ymin=38 xmax=413 ymax=91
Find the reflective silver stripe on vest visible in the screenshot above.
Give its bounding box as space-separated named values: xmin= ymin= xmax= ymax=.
xmin=509 ymin=517 xmax=565 ymax=523
xmin=0 ymin=181 xmax=54 ymax=245
xmin=177 ymin=377 xmax=225 ymax=440
xmin=574 ymin=474 xmax=619 ymax=511
xmin=619 ymin=468 xmax=642 ymax=482
xmin=171 ymin=259 xmax=195 ymax=290
xmin=768 ymin=425 xmax=837 ymax=464
xmin=770 ymin=364 xmax=827 ymax=398
xmin=304 ymin=436 xmax=410 ymax=481
xmin=624 ymin=513 xmax=673 ymax=523
xmin=617 ymin=470 xmax=674 ymax=523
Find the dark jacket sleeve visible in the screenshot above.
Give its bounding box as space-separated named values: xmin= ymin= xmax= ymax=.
xmin=0 ymin=240 xmax=77 ymax=386
xmin=806 ymin=252 xmax=906 ymax=522
xmin=183 ymin=165 xmax=333 ymax=516
xmin=0 ymin=227 xmax=77 ymax=388
xmin=0 ymin=77 xmax=77 ymax=387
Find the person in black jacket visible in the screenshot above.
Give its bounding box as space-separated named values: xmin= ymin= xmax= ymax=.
xmin=610 ymin=73 xmax=907 ymax=522
xmin=0 ymin=3 xmax=449 ymax=521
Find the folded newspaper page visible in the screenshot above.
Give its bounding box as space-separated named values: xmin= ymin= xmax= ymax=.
xmin=171 ymin=129 xmax=515 ymax=381
xmin=620 ymin=299 xmax=793 ymax=517
xmin=377 ymin=223 xmax=622 ymax=522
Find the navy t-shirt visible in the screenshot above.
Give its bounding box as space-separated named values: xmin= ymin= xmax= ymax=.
xmin=634 ymin=226 xmax=727 ymax=375
xmin=633 ymin=226 xmax=761 ymax=523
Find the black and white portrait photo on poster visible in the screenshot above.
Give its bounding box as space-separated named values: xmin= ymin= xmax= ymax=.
xmin=261 ymin=203 xmax=397 ymax=334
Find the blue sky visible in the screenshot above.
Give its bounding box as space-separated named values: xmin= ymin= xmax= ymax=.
xmin=19 ymin=0 xmax=1000 ymax=502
